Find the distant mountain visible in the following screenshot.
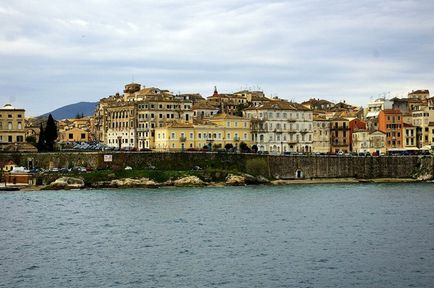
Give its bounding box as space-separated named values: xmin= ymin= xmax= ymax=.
xmin=42 ymin=102 xmax=97 ymax=120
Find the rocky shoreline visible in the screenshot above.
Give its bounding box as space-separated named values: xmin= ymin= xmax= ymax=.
xmin=15 ymin=174 xmax=427 ymax=191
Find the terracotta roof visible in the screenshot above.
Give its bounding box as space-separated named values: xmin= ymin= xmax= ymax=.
xmin=245 ymin=100 xmax=310 ymax=111
xmin=370 ymin=130 xmax=386 ymax=135
xmin=408 ymin=89 xmax=429 ymax=95
xmin=301 ymin=98 xmax=334 ymax=106
xmin=192 ymin=101 xmax=218 ymax=110
xmin=381 ymin=109 xmax=402 ymax=114
xmin=313 ymin=115 xmax=328 ymax=121
xmin=210 ymin=113 xmax=246 ymax=120
xmin=404 ymin=123 xmax=415 ymax=128
xmin=165 ymin=121 xmax=194 ymax=128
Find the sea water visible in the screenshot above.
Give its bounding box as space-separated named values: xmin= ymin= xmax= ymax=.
xmin=1 ymin=184 xmax=434 ymax=287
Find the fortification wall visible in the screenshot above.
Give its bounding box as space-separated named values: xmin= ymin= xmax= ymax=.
xmin=0 ymin=152 xmax=432 ymax=180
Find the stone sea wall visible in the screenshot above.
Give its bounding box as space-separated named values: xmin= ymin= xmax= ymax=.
xmin=0 ymin=152 xmax=432 ymax=180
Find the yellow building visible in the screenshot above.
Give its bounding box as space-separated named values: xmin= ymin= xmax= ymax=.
xmin=208 ymin=113 xmax=251 ymax=148
xmin=59 ymin=127 xmax=90 ymax=143
xmin=0 ymin=104 xmax=25 ymax=145
xmin=154 ymin=114 xmax=251 ymax=151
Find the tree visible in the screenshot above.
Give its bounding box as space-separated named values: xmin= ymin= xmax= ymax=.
xmin=25 ymin=135 xmax=37 ymax=145
xmin=36 ymin=123 xmax=45 ymax=152
xmin=239 ymin=142 xmax=251 ymax=153
xmin=45 ymin=114 xmax=58 ymax=152
xmin=225 ymin=143 xmax=234 ymax=151
xmin=234 ymin=103 xmax=247 ymax=117
xmin=251 ymin=144 xmax=258 ymax=153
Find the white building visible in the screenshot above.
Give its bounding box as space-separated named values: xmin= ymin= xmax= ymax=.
xmin=312 ymin=116 xmax=331 ymax=153
xmin=245 ymin=100 xmax=313 ymax=153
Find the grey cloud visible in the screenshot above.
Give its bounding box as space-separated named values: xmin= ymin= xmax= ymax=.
xmin=1 ymin=0 xmax=434 ymax=115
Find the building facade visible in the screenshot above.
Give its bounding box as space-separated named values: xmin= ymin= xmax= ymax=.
xmin=0 ymin=104 xmax=25 ymax=144
xmin=312 ymin=116 xmax=330 ymax=153
xmin=378 ymin=109 xmax=403 ymax=149
xmin=330 ymin=117 xmax=350 ymax=153
xmin=245 ymin=100 xmax=313 ymax=153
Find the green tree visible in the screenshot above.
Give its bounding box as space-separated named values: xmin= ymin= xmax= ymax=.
xmin=239 ymin=142 xmax=251 ymax=153
xmin=246 ymin=158 xmax=269 ymax=177
xmin=36 ymin=123 xmax=45 ymax=152
xmin=45 ymin=114 xmax=58 ymax=152
xmin=25 ymin=135 xmax=37 ymax=145
xmin=234 ymin=103 xmax=247 ymax=117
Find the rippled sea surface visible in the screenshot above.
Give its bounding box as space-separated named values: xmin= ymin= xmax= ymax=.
xmin=1 ymin=184 xmax=434 ymax=287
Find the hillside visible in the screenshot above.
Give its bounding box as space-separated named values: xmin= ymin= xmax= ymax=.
xmin=42 ymin=102 xmax=97 ymax=119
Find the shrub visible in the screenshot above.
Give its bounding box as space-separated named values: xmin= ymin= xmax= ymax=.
xmin=245 ymin=158 xmax=269 ymax=177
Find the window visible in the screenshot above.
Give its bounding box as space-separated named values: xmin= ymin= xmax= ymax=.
xmin=8 ymin=122 xmax=12 ymax=130
xmin=81 ymin=133 xmax=86 ymax=139
xmin=69 ymin=133 xmax=73 ymax=139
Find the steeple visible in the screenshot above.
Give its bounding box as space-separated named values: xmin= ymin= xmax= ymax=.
xmin=213 ymin=86 xmax=219 ymax=97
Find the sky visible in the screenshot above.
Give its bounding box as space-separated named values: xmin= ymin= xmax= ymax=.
xmin=1 ymin=0 xmax=434 ymax=116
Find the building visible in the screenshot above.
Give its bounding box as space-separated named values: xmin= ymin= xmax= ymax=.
xmin=312 ymin=115 xmax=330 ymax=153
xmin=59 ymin=127 xmax=90 ymax=143
xmin=330 ymin=117 xmax=350 ymax=153
xmin=208 ymin=113 xmax=251 ymax=149
xmin=349 ymin=118 xmax=367 ymax=151
xmin=301 ymin=98 xmax=335 ymax=111
xmin=192 ymin=101 xmax=219 ymax=119
xmin=245 ymin=100 xmax=313 ymax=153
xmin=0 ymin=104 xmax=26 ymax=148
xmin=412 ymin=106 xmax=434 ymax=148
xmin=154 ymin=114 xmax=251 ymax=151
xmin=403 ymin=123 xmax=418 ymax=149
xmin=365 ymin=98 xmax=393 ymax=131
xmin=352 ymin=130 xmax=386 ymax=155
xmin=207 ymin=87 xmax=271 ymax=115
xmin=95 ymin=83 xmax=194 ymax=149
xmin=378 ymin=109 xmax=403 ymax=149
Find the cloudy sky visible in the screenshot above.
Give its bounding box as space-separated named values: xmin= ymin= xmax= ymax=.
xmin=1 ymin=0 xmax=434 ymax=116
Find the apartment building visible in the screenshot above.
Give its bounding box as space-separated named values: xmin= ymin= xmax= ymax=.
xmin=378 ymin=109 xmax=403 ymax=149
xmin=0 ymin=104 xmax=25 ymax=144
xmin=245 ymin=100 xmax=313 ymax=153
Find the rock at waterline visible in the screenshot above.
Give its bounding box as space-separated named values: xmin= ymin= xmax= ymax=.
xmin=49 ymin=177 xmax=85 ymax=189
xmin=173 ymin=176 xmax=205 ymax=187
